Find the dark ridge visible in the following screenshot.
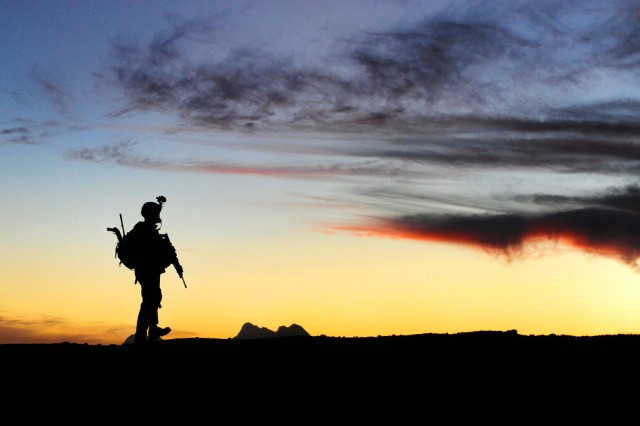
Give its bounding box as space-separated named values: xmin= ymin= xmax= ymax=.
xmin=233 ymin=322 xmax=310 ymax=339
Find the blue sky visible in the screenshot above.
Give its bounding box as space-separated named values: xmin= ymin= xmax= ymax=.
xmin=3 ymin=0 xmax=640 ymax=344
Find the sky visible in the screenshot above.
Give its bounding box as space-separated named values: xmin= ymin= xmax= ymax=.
xmin=3 ymin=0 xmax=640 ymax=344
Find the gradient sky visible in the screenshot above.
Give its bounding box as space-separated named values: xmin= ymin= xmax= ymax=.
xmin=3 ymin=0 xmax=640 ymax=344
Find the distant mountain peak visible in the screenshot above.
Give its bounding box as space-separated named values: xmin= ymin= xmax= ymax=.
xmin=234 ymin=322 xmax=310 ymax=339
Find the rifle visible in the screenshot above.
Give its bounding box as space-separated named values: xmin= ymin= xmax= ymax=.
xmin=107 ymin=213 xmax=126 ymax=266
xmin=155 ymin=195 xmax=187 ymax=288
xmin=107 ymin=213 xmax=126 ymax=242
xmin=162 ymin=233 xmax=187 ymax=288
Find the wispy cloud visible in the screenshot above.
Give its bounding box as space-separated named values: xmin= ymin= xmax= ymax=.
xmin=31 ymin=65 xmax=74 ymax=117
xmin=0 ymin=126 xmax=36 ymax=145
xmin=0 ymin=312 xmax=128 ymax=345
xmin=105 ymin=1 xmax=640 ymax=127
xmin=66 ymin=141 xmax=423 ymax=178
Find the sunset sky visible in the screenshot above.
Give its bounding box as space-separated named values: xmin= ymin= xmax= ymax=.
xmin=3 ymin=0 xmax=640 ymax=345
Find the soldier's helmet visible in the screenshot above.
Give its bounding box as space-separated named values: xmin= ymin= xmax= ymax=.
xmin=141 ymin=201 xmax=162 ymax=223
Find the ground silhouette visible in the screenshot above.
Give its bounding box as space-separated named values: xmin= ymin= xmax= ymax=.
xmin=4 ymin=330 xmax=640 ymax=372
xmin=2 ymin=329 xmax=635 ymax=413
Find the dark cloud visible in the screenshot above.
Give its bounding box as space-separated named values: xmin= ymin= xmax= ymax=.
xmin=517 ymin=185 xmax=640 ymax=213
xmin=106 ymin=2 xmax=640 ymax=127
xmin=104 ymin=1 xmax=640 ymax=172
xmin=0 ymin=126 xmax=37 ymax=145
xmin=345 ymin=115 xmax=640 ymax=174
xmin=335 ymin=185 xmax=640 ymax=269
xmin=0 ymin=127 xmax=28 ymax=135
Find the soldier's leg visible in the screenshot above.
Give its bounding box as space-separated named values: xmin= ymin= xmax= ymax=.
xmin=134 ymin=272 xmax=157 ymax=343
xmin=145 ymin=273 xmax=171 ymax=340
xmin=134 ymin=307 xmax=149 ymax=344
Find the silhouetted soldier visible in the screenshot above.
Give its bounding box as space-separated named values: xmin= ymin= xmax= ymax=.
xmin=108 ymin=195 xmax=186 ymax=344
xmin=128 ymin=196 xmax=180 ymax=344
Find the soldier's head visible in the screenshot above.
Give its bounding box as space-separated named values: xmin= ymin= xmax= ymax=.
xmin=141 ymin=201 xmax=162 ymax=224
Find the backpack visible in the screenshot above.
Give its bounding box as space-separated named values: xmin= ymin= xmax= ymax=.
xmin=108 ymin=211 xmax=187 ymax=287
xmin=107 ymin=214 xmax=144 ymax=270
xmin=115 ymin=230 xmax=141 ymax=270
xmin=111 ymin=223 xmax=174 ymax=271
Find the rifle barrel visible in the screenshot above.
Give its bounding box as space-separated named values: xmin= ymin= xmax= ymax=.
xmin=119 ymin=213 xmax=125 ymax=236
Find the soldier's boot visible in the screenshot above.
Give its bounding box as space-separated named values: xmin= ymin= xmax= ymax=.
xmin=148 ymin=325 xmax=171 ymax=341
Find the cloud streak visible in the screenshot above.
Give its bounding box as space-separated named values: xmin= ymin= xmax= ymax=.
xmin=66 ymin=141 xmax=422 ymax=179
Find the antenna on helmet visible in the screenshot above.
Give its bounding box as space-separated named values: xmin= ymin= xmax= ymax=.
xmin=156 ymin=195 xmax=166 ymax=211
